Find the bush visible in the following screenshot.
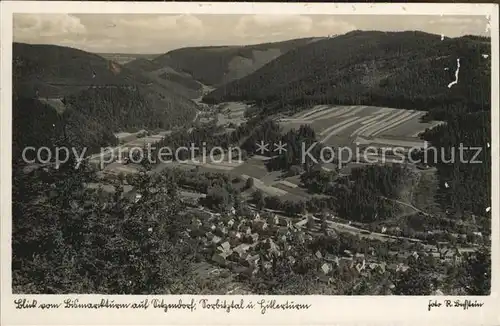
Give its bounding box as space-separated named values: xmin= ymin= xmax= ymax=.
xmin=245 ymin=177 xmax=255 ymax=189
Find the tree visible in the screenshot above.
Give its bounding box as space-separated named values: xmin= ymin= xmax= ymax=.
xmin=253 ymin=190 xmax=266 ymax=211
xmin=245 ymin=177 xmax=255 ymax=189
xmin=392 ymin=256 xmax=434 ymax=295
xmin=203 ymin=186 xmax=231 ymax=212
xmin=460 ymin=247 xmax=491 ymax=295
xmin=288 ymin=165 xmax=303 ymax=176
xmin=12 ymin=161 xmax=202 ymax=294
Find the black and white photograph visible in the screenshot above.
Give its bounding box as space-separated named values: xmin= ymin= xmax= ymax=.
xmin=1 ymin=3 xmax=499 ymax=324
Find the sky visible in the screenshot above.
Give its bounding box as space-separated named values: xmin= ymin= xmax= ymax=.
xmin=13 ymin=14 xmax=491 ymax=54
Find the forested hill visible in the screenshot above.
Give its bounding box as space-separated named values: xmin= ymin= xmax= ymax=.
xmin=12 ymin=43 xmax=199 ymax=157
xmin=12 ymin=97 xmax=118 ymax=162
xmin=13 ymin=42 xmax=147 ymax=97
xmin=130 ymin=37 xmax=321 ymax=88
xmin=203 ymin=31 xmax=491 ymax=113
xmin=125 ymin=59 xmax=204 ymax=99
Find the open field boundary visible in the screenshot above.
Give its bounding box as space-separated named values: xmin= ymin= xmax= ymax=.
xmin=240 ymin=174 xmax=289 ymax=196
xmin=339 ymin=105 xmax=369 ymax=117
xmin=295 ymin=105 xmax=331 ymax=119
xmin=319 ymin=116 xmax=360 ymax=136
xmin=355 ymin=110 xmax=409 ymax=137
xmin=322 ymin=115 xmax=376 ymax=143
xmin=370 ymin=111 xmax=422 ymax=137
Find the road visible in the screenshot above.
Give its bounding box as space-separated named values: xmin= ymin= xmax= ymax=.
xmin=246 ymin=204 xmax=477 ymax=254
xmin=380 ymin=196 xmax=432 ymax=217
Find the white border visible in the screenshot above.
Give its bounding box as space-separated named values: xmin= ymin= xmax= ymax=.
xmin=1 ymin=2 xmax=499 ymax=326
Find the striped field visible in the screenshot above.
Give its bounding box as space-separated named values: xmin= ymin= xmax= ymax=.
xmin=280 ymin=105 xmax=441 ymax=149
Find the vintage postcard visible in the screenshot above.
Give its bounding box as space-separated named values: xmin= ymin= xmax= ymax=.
xmin=1 ymin=1 xmax=499 ymax=325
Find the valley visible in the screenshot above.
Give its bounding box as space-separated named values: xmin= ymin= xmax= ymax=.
xmin=11 ymin=29 xmax=492 ymax=296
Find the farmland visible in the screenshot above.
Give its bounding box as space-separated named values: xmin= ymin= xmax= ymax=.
xmin=280 ymin=105 xmax=441 ymax=150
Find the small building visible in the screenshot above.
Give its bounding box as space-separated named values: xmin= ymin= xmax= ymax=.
xmin=211 ymin=235 xmax=222 ymax=245
xmin=320 ymin=263 xmax=332 ymax=275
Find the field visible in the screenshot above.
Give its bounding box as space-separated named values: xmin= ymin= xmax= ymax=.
xmin=100 ymin=103 xmax=436 ymax=200
xmin=280 ymin=105 xmax=441 ymax=149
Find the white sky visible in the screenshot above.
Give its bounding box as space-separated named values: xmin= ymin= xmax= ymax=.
xmin=13 ymin=14 xmax=490 ymax=54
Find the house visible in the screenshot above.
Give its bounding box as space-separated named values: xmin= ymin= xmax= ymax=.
xmin=244 ymin=254 xmax=260 ymax=268
xmin=355 ymin=260 xmax=366 ymax=273
xmin=343 ymin=250 xmax=353 ymax=258
xmin=295 ymin=218 xmax=308 ymax=228
xmin=211 ymin=235 xmax=222 ymax=245
xmin=263 ymin=261 xmax=273 ymax=270
xmin=354 ymin=253 xmax=365 ymax=260
xmin=233 ymin=243 xmax=250 ymax=257
xmin=396 ymin=264 xmax=409 ymax=272
xmin=266 ymin=239 xmax=281 ymax=257
xmin=217 ymin=241 xmax=231 ymax=253
xmin=320 ymin=263 xmax=333 ymax=275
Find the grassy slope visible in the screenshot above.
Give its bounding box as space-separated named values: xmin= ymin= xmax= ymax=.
xmin=203 ymin=31 xmax=490 ymax=113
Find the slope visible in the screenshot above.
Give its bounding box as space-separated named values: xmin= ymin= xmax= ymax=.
xmin=203 ymin=31 xmax=490 ymax=114
xmin=128 ymin=37 xmax=321 ymax=90
xmin=12 ymin=97 xmax=118 ymax=161
xmin=13 ymin=42 xmax=149 ymax=97
xmin=125 ymin=58 xmax=203 ymax=99
xmin=12 ymin=43 xmax=199 ymax=157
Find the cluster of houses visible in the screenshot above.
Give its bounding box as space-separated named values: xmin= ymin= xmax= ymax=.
xmin=184 ymin=209 xmax=396 ymax=280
